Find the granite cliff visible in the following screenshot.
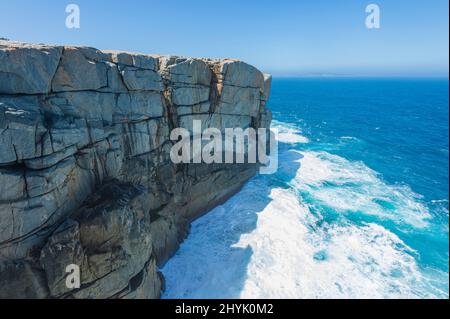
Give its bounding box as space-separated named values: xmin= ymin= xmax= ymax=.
xmin=0 ymin=40 xmax=272 ymax=299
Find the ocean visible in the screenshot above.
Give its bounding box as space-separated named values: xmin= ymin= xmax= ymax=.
xmin=162 ymin=78 xmax=449 ymax=299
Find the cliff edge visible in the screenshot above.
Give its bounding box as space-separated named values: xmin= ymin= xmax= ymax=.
xmin=0 ymin=40 xmax=272 ymax=299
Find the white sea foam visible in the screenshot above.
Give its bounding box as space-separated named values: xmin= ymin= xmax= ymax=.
xmin=272 ymin=120 xmax=310 ymax=144
xmin=278 ymin=131 xmax=310 ymax=144
xmin=293 ymin=151 xmax=432 ymax=228
xmin=162 ymin=182 xmax=446 ymax=298
xmin=236 ymin=189 xmax=442 ymax=299
xmin=161 ymin=147 xmax=447 ymax=299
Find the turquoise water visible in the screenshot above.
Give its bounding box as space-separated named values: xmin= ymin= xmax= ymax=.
xmin=162 ymin=78 xmax=449 ymax=299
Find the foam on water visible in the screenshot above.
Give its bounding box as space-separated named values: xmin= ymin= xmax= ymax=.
xmin=235 ymin=189 xmax=444 ymax=299
xmin=293 ymin=151 xmax=432 ymax=229
xmin=277 ymin=131 xmax=310 ymax=144
xmin=273 ymin=120 xmax=310 ymax=144
xmin=161 ymin=124 xmax=448 ymax=298
xmin=162 ymin=181 xmax=446 ymax=299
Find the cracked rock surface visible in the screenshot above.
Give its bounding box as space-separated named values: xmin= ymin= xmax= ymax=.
xmin=0 ymin=40 xmax=272 ymax=299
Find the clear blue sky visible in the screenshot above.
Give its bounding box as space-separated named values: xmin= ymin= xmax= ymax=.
xmin=0 ymin=0 xmax=448 ymax=77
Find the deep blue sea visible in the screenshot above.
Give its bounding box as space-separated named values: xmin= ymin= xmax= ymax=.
xmin=162 ymin=78 xmax=449 ymax=298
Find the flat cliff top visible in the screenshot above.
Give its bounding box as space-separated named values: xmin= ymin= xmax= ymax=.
xmin=0 ymin=39 xmax=271 ymax=96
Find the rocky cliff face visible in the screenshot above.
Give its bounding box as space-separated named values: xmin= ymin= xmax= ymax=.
xmin=0 ymin=40 xmax=271 ymax=299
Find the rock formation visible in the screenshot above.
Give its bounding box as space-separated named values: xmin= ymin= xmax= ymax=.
xmin=0 ymin=40 xmax=272 ymax=299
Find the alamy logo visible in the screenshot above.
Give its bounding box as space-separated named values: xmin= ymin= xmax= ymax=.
xmin=366 ymin=4 xmax=381 ymax=29
xmin=65 ymin=4 xmax=80 ymax=29
xmin=169 ymin=120 xmax=278 ymax=175
xmin=65 ymin=264 xmax=80 ymax=289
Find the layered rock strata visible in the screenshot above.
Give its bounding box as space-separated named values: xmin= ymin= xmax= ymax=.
xmin=0 ymin=40 xmax=272 ymax=299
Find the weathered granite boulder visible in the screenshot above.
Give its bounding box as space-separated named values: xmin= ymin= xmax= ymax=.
xmin=0 ymin=40 xmax=272 ymax=299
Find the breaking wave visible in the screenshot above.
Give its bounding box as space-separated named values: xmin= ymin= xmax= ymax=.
xmin=161 ymin=121 xmax=449 ymax=299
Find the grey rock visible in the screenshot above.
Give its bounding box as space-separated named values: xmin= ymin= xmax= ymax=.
xmin=221 ymin=60 xmax=264 ymax=88
xmin=107 ymin=51 xmax=159 ymax=70
xmin=172 ymin=86 xmax=210 ymax=106
xmin=0 ymin=96 xmax=48 ymax=164
xmin=166 ymin=58 xmax=212 ymax=86
xmin=24 ymin=145 xmax=78 ymax=170
xmin=52 ymin=46 xmax=110 ymax=92
xmin=0 ymin=168 xmax=25 ymax=201
xmin=0 ymin=41 xmax=272 ymax=299
xmin=0 ymin=40 xmax=62 ymax=94
xmin=40 ymin=182 xmax=155 ymax=299
xmin=121 ymin=67 xmax=163 ymax=92
xmin=0 ymin=261 xmax=49 ymax=299
xmin=217 ymin=85 xmax=261 ymax=116
xmin=176 ymin=102 xmax=211 ymax=116
xmin=263 ymin=73 xmax=272 ymax=101
xmin=116 ymin=92 xmax=165 ymax=122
